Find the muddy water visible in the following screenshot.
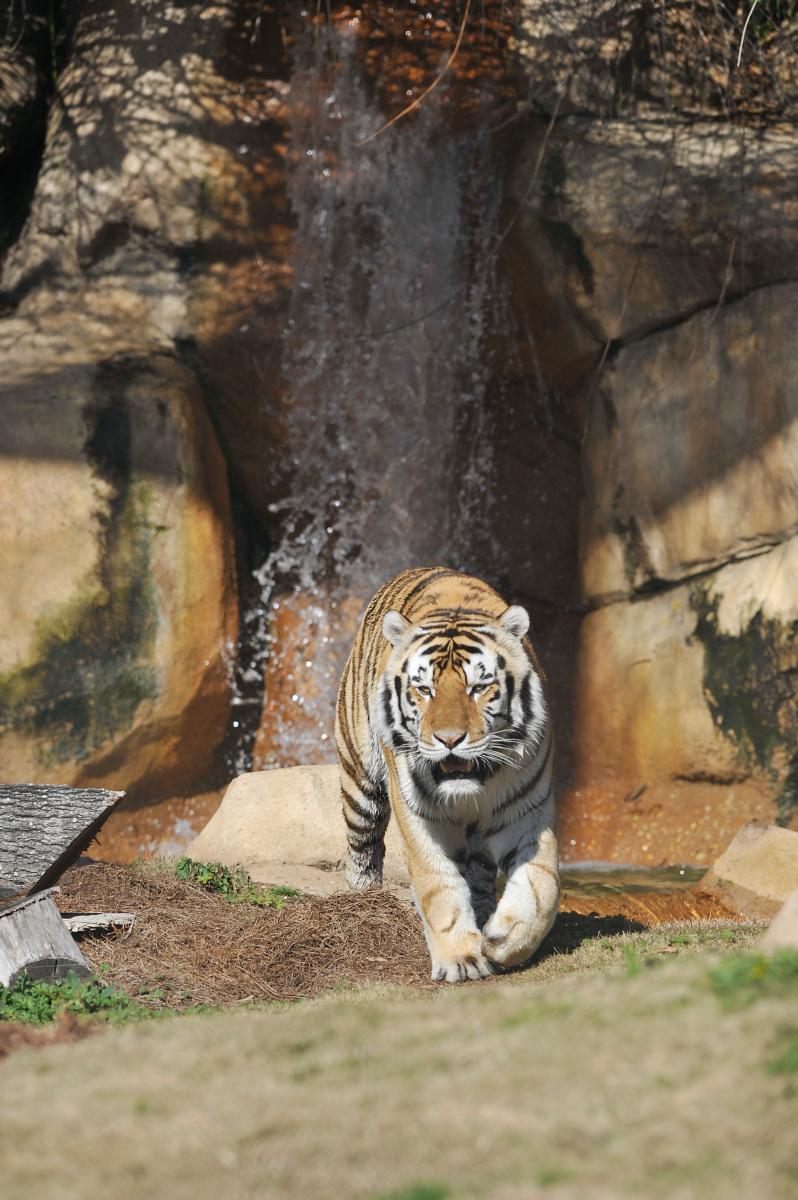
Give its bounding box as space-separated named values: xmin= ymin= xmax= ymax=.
xmin=559 ymin=863 xmax=739 ymax=925
xmin=561 ymin=864 xmax=705 ymax=896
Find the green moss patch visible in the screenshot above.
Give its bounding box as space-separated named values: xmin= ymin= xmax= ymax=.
xmin=691 ymin=585 xmax=798 ymax=824
xmin=0 ymin=483 xmax=157 ymax=764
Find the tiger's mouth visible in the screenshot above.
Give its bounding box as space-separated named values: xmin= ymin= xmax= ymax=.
xmin=431 ymin=755 xmax=484 ymax=785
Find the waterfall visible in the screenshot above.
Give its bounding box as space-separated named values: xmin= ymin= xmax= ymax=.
xmin=235 ymin=13 xmax=511 ymax=771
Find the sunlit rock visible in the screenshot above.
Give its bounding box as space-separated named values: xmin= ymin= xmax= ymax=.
xmin=701 ymin=822 xmax=798 ymax=920
xmin=186 ymin=764 xmax=409 ymax=890
xmin=761 ymin=889 xmax=798 ymax=951
xmin=0 ymin=345 xmax=237 ymax=799
xmin=568 ymin=538 xmax=798 ymax=862
xmin=581 ymin=284 xmax=798 ymax=602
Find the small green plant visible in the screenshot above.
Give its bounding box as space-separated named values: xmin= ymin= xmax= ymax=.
xmin=709 ymin=950 xmax=798 ymax=1009
xmin=376 ymin=1185 xmax=450 ymax=1200
xmin=174 ymin=856 xmax=300 ymax=909
xmin=0 ymin=971 xmax=145 ymax=1025
xmin=624 ymin=945 xmax=643 ymax=977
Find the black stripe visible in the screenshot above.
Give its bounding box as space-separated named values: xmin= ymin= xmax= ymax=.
xmin=347 ymin=828 xmax=385 ymax=850
xmin=341 ymin=788 xmax=373 ymax=822
xmin=519 ymin=674 xmax=532 ymax=724
xmin=382 ymin=684 xmax=393 ymax=732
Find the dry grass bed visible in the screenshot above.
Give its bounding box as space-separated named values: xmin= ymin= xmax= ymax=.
xmin=50 ymin=862 xmax=745 ymax=1018
xmin=56 ymin=863 xmax=432 ymax=1008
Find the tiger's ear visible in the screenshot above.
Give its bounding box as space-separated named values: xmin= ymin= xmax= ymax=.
xmin=499 ymin=605 xmax=530 ymax=640
xmin=382 ymin=610 xmax=411 ymax=645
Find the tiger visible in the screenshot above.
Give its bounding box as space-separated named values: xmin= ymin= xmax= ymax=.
xmin=335 ymin=566 xmax=559 ymax=982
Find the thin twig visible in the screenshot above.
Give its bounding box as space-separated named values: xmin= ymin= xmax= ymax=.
xmin=736 ymin=0 xmax=760 ymax=67
xmin=357 ymin=0 xmax=473 ymax=146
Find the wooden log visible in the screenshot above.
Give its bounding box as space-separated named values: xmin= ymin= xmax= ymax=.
xmin=0 ymin=784 xmax=124 ymax=896
xmin=62 ymin=912 xmax=135 ymax=935
xmin=0 ymin=889 xmax=92 ymax=988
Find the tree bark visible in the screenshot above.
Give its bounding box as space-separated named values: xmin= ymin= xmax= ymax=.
xmin=0 ymin=784 xmax=124 ymax=897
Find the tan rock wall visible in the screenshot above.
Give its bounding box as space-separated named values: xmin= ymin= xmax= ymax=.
xmin=0 ymin=347 xmax=238 ymax=799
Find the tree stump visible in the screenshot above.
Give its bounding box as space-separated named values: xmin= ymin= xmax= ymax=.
xmin=0 ymin=784 xmax=124 ymax=898
xmin=0 ymin=890 xmax=91 ymax=988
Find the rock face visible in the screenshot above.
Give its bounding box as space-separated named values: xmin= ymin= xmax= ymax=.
xmin=0 ymin=0 xmax=293 ymax=802
xmin=700 ymin=823 xmax=798 ymax=920
xmin=186 ymin=765 xmax=409 ymax=892
xmin=0 ymin=345 xmax=237 ymax=798
xmin=509 ymin=1 xmax=798 ymax=860
xmin=3 ymin=0 xmax=798 ymax=865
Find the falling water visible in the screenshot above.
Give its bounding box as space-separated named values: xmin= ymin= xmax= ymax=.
xmin=236 ymin=15 xmax=512 ymax=771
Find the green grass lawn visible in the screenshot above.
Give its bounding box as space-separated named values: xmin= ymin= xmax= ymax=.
xmin=1 ymin=921 xmax=796 ymax=1200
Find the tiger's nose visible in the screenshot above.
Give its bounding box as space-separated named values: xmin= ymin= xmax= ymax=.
xmin=435 ymin=729 xmax=466 ymax=749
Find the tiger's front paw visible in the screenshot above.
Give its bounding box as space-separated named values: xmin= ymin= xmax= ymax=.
xmin=482 ymin=910 xmax=542 ymax=969
xmin=431 ymin=950 xmax=494 ymax=983
xmin=430 ymin=930 xmax=494 ymax=983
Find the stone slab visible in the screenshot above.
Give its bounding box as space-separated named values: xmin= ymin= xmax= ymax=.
xmin=700 ymin=822 xmax=798 ymax=920
xmin=186 ymin=765 xmax=409 ymax=886
xmin=761 ymin=890 xmax=798 ymax=952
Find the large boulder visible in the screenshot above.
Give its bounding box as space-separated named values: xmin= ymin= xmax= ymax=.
xmin=186 ymin=765 xmax=409 ymax=892
xmin=563 ymin=282 xmax=798 ymax=861
xmin=700 ymin=822 xmax=798 ymax=920
xmin=0 ymin=342 xmax=238 ymax=799
xmin=565 ymin=536 xmax=798 ymax=865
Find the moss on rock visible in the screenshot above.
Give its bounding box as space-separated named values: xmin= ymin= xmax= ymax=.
xmin=0 ymin=484 xmax=158 ymax=764
xmin=691 ymin=584 xmax=798 ymax=824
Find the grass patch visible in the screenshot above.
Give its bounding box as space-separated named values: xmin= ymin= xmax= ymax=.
xmin=708 ymin=949 xmax=798 ymax=1009
xmin=375 ymin=1186 xmax=450 ymax=1200
xmin=768 ymin=1029 xmax=798 ymax=1076
xmin=0 ymin=972 xmax=146 ymax=1026
xmin=174 ymin=857 xmax=300 ymax=909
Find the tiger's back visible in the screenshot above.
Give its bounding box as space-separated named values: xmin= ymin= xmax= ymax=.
xmin=336 ymin=567 xmax=559 ymax=982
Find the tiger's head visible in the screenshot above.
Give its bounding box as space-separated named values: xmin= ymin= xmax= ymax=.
xmin=378 ymin=605 xmax=546 ymax=796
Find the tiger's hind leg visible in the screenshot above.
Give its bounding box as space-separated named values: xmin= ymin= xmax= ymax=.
xmin=340 ymin=771 xmax=390 ymax=889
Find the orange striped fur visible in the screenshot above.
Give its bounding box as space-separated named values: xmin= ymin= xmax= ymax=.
xmin=336 ymin=568 xmax=559 ymax=982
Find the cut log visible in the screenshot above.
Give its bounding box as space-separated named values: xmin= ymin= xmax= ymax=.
xmin=0 ymin=784 xmax=124 ymax=896
xmin=0 ymin=889 xmax=92 ymax=988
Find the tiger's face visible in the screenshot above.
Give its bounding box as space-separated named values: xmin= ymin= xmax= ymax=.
xmin=378 ymin=605 xmax=546 ymax=796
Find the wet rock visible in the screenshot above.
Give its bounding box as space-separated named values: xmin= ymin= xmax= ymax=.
xmin=761 ymin=890 xmax=798 ymax=952
xmin=701 ymin=823 xmax=798 ymax=920
xmin=0 ymin=344 xmax=237 ymax=798
xmin=186 ymin=765 xmax=409 ymax=886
